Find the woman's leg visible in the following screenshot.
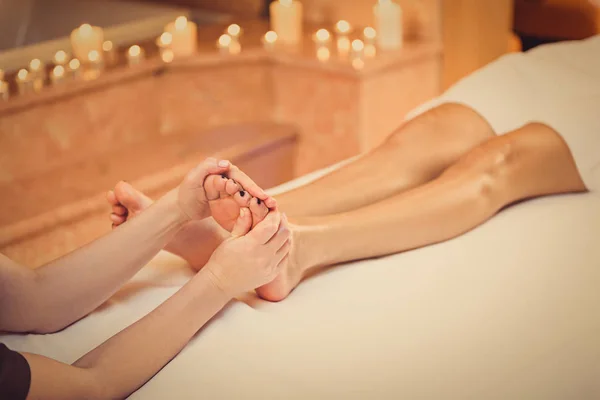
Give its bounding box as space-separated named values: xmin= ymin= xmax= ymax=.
xmin=275 ymin=103 xmax=495 ymax=216
xmin=257 ymin=123 xmax=587 ymax=301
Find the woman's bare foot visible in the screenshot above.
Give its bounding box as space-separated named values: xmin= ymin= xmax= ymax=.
xmin=106 ymin=180 xmax=271 ymax=270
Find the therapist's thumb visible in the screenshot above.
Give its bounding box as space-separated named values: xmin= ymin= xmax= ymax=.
xmin=231 ymin=208 xmax=252 ymax=237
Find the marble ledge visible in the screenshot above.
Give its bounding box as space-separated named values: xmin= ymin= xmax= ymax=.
xmin=0 ymin=20 xmax=441 ymax=115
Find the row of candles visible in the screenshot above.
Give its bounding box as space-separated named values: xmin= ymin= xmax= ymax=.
xmin=0 ymin=0 xmax=403 ymax=100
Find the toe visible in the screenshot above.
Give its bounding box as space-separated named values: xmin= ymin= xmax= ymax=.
xmin=112 ymin=204 xmax=128 ymax=216
xmin=110 ymin=213 xmax=126 ymax=225
xmin=205 ymin=175 xmax=227 ymax=201
xmin=249 ymin=197 xmax=269 ymax=227
xmin=114 ymin=181 xmax=152 ymax=213
xmin=225 ymin=179 xmax=240 ymax=196
xmin=234 ymin=190 xmax=251 ymax=207
xmin=107 ymin=190 xmax=118 ymax=206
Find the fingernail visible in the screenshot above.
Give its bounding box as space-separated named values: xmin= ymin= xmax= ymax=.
xmin=240 ymin=190 xmax=246 ymax=197
xmin=218 ymin=160 xmax=230 ymax=168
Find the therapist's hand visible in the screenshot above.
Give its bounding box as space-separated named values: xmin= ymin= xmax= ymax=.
xmin=204 ymin=209 xmax=291 ymax=297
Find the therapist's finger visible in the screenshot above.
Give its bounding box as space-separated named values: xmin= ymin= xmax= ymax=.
xmin=247 ymin=210 xmax=281 ymax=244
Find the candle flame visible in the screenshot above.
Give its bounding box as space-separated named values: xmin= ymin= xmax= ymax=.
xmin=227 ymin=24 xmax=241 ymax=37
xmin=54 ymin=50 xmax=68 ymax=64
xmin=218 ymin=34 xmax=232 ymax=47
xmin=53 ymin=65 xmax=65 ymax=78
xmin=175 ymin=16 xmax=188 ymax=31
xmin=69 ymin=59 xmax=81 ymax=70
xmin=159 ymin=32 xmax=173 ymax=46
xmin=29 ymin=59 xmax=42 ymax=71
xmin=88 ymin=50 xmax=100 ymax=62
xmin=79 ymin=23 xmax=93 ymax=36
xmin=364 ymin=27 xmax=376 ymax=39
xmin=280 ymin=0 xmax=293 ymax=6
xmin=352 ymin=39 xmax=365 ymax=51
xmin=264 ymin=31 xmax=278 ymax=43
xmin=102 ymin=41 xmax=113 ymax=51
xmin=161 ymin=49 xmax=174 ymax=63
xmin=335 ymin=20 xmax=351 ymax=34
xmin=128 ymin=45 xmax=141 ymax=57
xmin=17 ymin=69 xmax=28 ymax=80
xmin=315 ymin=29 xmax=330 ymax=42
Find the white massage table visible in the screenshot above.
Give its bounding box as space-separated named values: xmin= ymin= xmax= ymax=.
xmin=3 ymin=42 xmax=600 ymax=398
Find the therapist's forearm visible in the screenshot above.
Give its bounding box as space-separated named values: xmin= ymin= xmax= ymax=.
xmin=73 ymin=269 xmax=230 ymax=399
xmin=11 ymin=190 xmax=190 ymax=333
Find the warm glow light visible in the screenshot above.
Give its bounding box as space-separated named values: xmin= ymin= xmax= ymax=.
xmin=336 ymin=20 xmax=351 ymax=34
xmin=280 ymin=0 xmax=292 ymax=6
xmin=161 ymin=49 xmax=174 ymax=63
xmin=264 ymin=31 xmax=278 ymax=43
xmin=316 ymin=46 xmax=330 ymax=62
xmin=54 ymin=50 xmax=68 ymax=64
xmin=69 ymin=59 xmax=81 ymax=70
xmin=79 ymin=23 xmax=93 ymax=36
xmin=218 ymin=34 xmax=232 ymax=47
xmin=17 ymin=69 xmax=28 ymax=80
xmin=352 ymin=39 xmax=365 ymax=52
xmin=175 ymin=16 xmax=188 ymax=31
xmin=227 ymin=24 xmax=241 ymax=37
xmin=379 ymin=0 xmax=391 ymax=4
xmin=88 ymin=50 xmax=100 ymax=62
xmin=102 ymin=41 xmax=113 ymax=51
xmin=128 ymin=45 xmax=141 ymax=57
xmin=364 ymin=27 xmax=377 ymax=39
xmin=159 ymin=32 xmax=173 ymax=47
xmin=29 ymin=59 xmax=42 ymax=71
xmin=315 ymin=29 xmax=330 ymax=42
xmin=53 ymin=65 xmax=65 ymax=78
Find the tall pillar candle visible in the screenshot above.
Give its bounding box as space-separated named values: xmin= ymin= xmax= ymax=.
xmin=374 ymin=0 xmax=403 ymax=50
xmin=164 ymin=16 xmax=198 ymax=57
xmin=70 ymin=24 xmax=104 ymax=61
xmin=270 ymin=0 xmax=303 ymax=45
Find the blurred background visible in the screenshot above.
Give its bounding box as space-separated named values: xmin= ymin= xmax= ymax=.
xmin=0 ymin=0 xmax=598 ymax=267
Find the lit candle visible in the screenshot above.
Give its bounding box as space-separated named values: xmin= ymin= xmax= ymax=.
xmin=269 ymin=0 xmax=303 ymax=46
xmin=84 ymin=50 xmax=103 ymax=80
xmin=227 ymin=24 xmax=242 ymax=40
xmin=68 ymin=58 xmax=81 ymax=80
xmin=102 ymin=40 xmax=117 ymax=66
xmin=29 ymin=58 xmax=46 ymax=92
xmin=313 ymin=29 xmax=331 ymax=46
xmin=53 ymin=50 xmax=70 ymax=66
xmin=16 ymin=69 xmax=33 ymax=95
xmin=51 ymin=65 xmax=66 ymax=85
xmin=335 ymin=20 xmax=352 ymax=57
xmin=0 ymin=70 xmax=8 ymax=101
xmin=217 ymin=34 xmax=240 ymax=54
xmin=70 ymin=23 xmax=104 ymax=61
xmin=156 ymin=32 xmax=174 ymax=62
xmin=374 ymin=0 xmax=403 ymax=50
xmin=262 ymin=31 xmax=278 ymax=50
xmin=363 ymin=27 xmax=377 ymax=45
xmin=316 ymin=46 xmax=331 ymax=62
xmin=127 ymin=45 xmax=144 ymax=66
xmin=164 ymin=16 xmax=198 ymax=58
xmin=351 ymin=39 xmax=365 ymax=58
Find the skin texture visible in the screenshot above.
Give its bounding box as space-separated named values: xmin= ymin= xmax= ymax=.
xmin=0 ymin=158 xmax=290 ymax=399
xmin=108 ymin=104 xmax=587 ymax=303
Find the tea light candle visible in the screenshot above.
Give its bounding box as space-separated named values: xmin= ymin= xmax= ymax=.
xmin=262 ymin=31 xmax=278 ymax=50
xmin=102 ymin=40 xmax=117 ymax=66
xmin=351 ymin=39 xmax=365 ymax=57
xmin=227 ymin=24 xmax=242 ymax=40
xmin=313 ymin=29 xmax=331 ymax=46
xmin=51 ymin=65 xmax=66 ymax=85
xmin=316 ymin=46 xmax=331 ymax=62
xmin=157 ymin=32 xmax=174 ymax=62
xmin=29 ymin=59 xmax=45 ymax=92
xmin=84 ymin=50 xmax=103 ymax=80
xmin=335 ymin=20 xmax=352 ymax=36
xmin=363 ymin=27 xmax=377 ymax=45
xmin=164 ymin=16 xmax=198 ymax=57
xmin=68 ymin=58 xmax=81 ymax=79
xmin=70 ymin=23 xmax=104 ymax=61
xmin=217 ymin=34 xmax=232 ymax=53
xmin=270 ymin=0 xmax=303 ymax=45
xmin=335 ymin=20 xmax=352 ymax=56
xmin=374 ymin=0 xmax=403 ymax=50
xmin=16 ymin=69 xmax=33 ymax=94
xmin=127 ymin=45 xmax=144 ymax=65
xmin=53 ymin=50 xmax=70 ymax=66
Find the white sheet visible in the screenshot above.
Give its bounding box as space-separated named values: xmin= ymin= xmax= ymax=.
xmin=3 ymin=44 xmax=600 ymax=398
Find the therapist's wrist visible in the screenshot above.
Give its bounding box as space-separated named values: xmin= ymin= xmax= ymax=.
xmin=158 ymin=189 xmax=193 ymax=226
xmin=192 ymin=267 xmax=234 ymax=304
